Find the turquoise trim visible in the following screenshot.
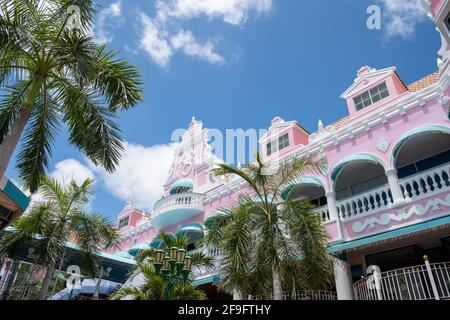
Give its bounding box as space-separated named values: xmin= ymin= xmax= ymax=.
xmin=128 ymin=242 xmax=151 ymax=256
xmin=392 ymin=125 xmax=450 ymax=160
xmin=192 ymin=274 xmax=221 ymax=286
xmin=115 ymin=250 xmax=134 ymax=260
xmin=170 ymin=178 xmax=194 ymax=194
xmin=281 ymin=176 xmax=324 ymax=199
xmin=331 ymin=154 xmax=385 ymax=181
xmin=2 ymin=179 xmax=30 ymax=211
xmin=328 ymin=216 xmax=450 ymax=253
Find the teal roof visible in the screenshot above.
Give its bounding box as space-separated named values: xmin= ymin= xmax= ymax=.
xmin=128 ymin=242 xmax=151 ymax=256
xmin=0 ymin=177 xmax=30 ymax=211
xmin=328 ymin=216 xmax=450 ymax=253
xmin=177 ymin=223 xmax=205 ymax=243
xmin=331 ymin=154 xmax=384 ymax=181
xmin=115 ymin=250 xmax=134 ymax=260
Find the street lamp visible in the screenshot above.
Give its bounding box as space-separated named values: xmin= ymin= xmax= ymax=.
xmin=152 ymin=247 xmax=194 ymax=299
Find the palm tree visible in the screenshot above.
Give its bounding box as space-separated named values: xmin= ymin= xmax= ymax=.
xmin=111 ymin=231 xmax=213 ymax=300
xmin=0 ymin=0 xmax=142 ymax=192
xmin=203 ymin=154 xmax=333 ymax=300
xmin=0 ymin=176 xmax=120 ymax=300
xmin=111 ymin=263 xmax=206 ymax=300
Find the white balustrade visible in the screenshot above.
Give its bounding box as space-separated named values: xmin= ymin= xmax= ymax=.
xmin=247 ymin=290 xmax=337 ymax=300
xmin=336 ymin=185 xmax=393 ymax=220
xmin=315 ymin=205 xmax=330 ymax=222
xmin=354 ymin=262 xmax=450 ymax=300
xmin=399 ymin=164 xmax=450 ymax=200
xmin=153 ymin=193 xmax=205 ymax=214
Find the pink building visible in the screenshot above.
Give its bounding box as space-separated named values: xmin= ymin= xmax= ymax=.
xmin=111 ymin=1 xmax=450 ymax=300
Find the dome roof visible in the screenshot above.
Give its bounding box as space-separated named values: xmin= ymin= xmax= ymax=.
xmin=170 ymin=178 xmax=194 ymax=194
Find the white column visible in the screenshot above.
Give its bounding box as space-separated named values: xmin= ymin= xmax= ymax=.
xmin=326 ymin=192 xmax=343 ymax=240
xmin=385 ymin=169 xmax=405 ymax=205
xmin=333 ymin=255 xmax=354 ymax=300
xmin=233 ymin=289 xmax=243 ymax=300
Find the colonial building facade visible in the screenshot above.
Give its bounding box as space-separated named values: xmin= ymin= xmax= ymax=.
xmin=108 ymin=0 xmax=450 ymax=300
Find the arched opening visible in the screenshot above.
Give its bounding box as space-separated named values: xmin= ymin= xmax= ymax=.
xmin=332 ymin=154 xmax=391 ymax=218
xmin=283 ymin=178 xmax=329 ymax=222
xmin=176 ymin=223 xmax=205 ymax=252
xmin=394 ymin=128 xmax=450 ymax=199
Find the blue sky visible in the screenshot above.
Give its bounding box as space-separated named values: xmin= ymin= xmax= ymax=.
xmin=5 ymin=0 xmax=441 ymax=221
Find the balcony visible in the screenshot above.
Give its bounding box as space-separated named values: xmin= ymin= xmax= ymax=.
xmin=151 ymin=193 xmax=205 ymax=229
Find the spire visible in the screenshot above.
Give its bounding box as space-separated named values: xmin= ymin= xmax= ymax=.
xmin=318 ymin=119 xmax=324 ymax=130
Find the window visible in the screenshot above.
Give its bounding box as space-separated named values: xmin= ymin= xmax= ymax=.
xmin=353 ymin=82 xmax=389 ymax=111
xmin=266 ymin=133 xmax=289 ymax=156
xmin=118 ymin=216 xmax=129 ymax=229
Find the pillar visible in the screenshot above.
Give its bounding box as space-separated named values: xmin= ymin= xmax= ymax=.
xmin=326 ymin=191 xmax=343 ymax=240
xmin=385 ymin=169 xmax=405 ymax=205
xmin=333 ymin=253 xmax=354 ymax=300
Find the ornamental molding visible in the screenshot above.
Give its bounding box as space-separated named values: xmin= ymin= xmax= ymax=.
xmin=376 ymin=137 xmax=390 ymax=153
xmin=351 ymin=193 xmax=450 ymax=233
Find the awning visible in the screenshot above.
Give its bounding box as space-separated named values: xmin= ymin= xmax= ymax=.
xmin=392 ymin=125 xmax=450 ymax=160
xmin=331 ymin=154 xmax=384 ymax=181
xmin=128 ymin=242 xmax=151 ymax=256
xmin=176 ymin=223 xmax=205 ymax=243
xmin=328 ymin=216 xmax=450 ymax=253
xmin=149 ymin=232 xmax=176 ymax=249
xmin=115 ymin=251 xmax=134 ymax=260
xmin=204 ymin=212 xmax=228 ymax=229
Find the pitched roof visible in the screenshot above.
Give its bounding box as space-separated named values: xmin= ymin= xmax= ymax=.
xmin=407 ymin=72 xmax=440 ymax=92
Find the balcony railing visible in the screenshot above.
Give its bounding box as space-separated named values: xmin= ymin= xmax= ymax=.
xmin=337 ymin=184 xmax=393 ymax=220
xmin=354 ymin=261 xmax=450 ymax=300
xmin=246 ymin=290 xmax=337 ymax=300
xmin=399 ymin=163 xmax=450 ymax=200
xmin=333 ymin=163 xmax=450 ymax=221
xmin=153 ymin=192 xmax=205 ymax=214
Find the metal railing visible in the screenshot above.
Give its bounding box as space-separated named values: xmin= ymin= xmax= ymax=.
xmin=354 ymin=259 xmax=450 ymax=300
xmin=247 ymin=290 xmax=337 ymax=300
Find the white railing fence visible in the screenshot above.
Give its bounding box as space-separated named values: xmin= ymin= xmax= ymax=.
xmin=337 ymin=185 xmax=393 ymax=220
xmin=315 ymin=206 xmax=331 ymax=222
xmin=399 ymin=163 xmax=450 ymax=200
xmin=153 ymin=193 xmax=204 ymax=213
xmin=354 ymin=259 xmax=450 ymax=300
xmin=246 ymin=290 xmax=337 ymax=301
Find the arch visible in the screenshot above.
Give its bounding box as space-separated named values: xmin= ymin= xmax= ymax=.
xmin=281 ymin=176 xmax=327 ymax=199
xmin=390 ymin=124 xmax=450 ymax=168
xmin=170 ymin=178 xmax=194 ymax=195
xmin=331 ymin=153 xmax=387 ymax=182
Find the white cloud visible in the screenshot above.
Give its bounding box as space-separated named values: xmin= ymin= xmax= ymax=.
xmin=380 ymin=0 xmax=428 ymax=39
xmin=95 ymin=1 xmax=123 ymax=43
xmin=90 ymin=141 xmax=177 ymax=211
xmin=49 ymin=159 xmax=96 ymax=186
xmin=138 ymin=0 xmax=272 ymax=67
xmin=139 ymin=14 xmax=174 ymax=67
xmin=171 ymin=30 xmax=225 ymax=64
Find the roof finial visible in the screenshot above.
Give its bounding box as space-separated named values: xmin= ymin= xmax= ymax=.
xmin=237 ymin=161 xmax=241 ymax=169
xmin=318 ymin=119 xmax=324 ymax=130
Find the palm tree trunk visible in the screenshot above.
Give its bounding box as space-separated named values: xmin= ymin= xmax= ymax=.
xmin=93 ymin=268 xmax=103 ymax=300
xmin=21 ymin=264 xmax=38 ymax=300
xmin=272 ymin=266 xmax=283 ymax=300
xmin=0 ymin=108 xmax=32 ymax=179
xmin=38 ymin=262 xmax=55 ymax=300
xmin=0 ymin=260 xmax=20 ymax=300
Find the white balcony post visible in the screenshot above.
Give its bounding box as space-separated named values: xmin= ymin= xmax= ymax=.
xmin=326 ymin=192 xmax=343 ymax=239
xmin=423 ymin=255 xmax=440 ymax=300
xmin=385 ymin=169 xmax=405 ymax=205
xmin=233 ymin=289 xmax=243 ymax=300
xmin=333 ymin=254 xmax=354 ymax=300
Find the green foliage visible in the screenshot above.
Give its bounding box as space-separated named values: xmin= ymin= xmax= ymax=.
xmin=0 ymin=0 xmax=143 ymax=192
xmin=0 ymin=176 xmax=120 ymax=299
xmin=203 ymin=155 xmax=334 ymax=297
